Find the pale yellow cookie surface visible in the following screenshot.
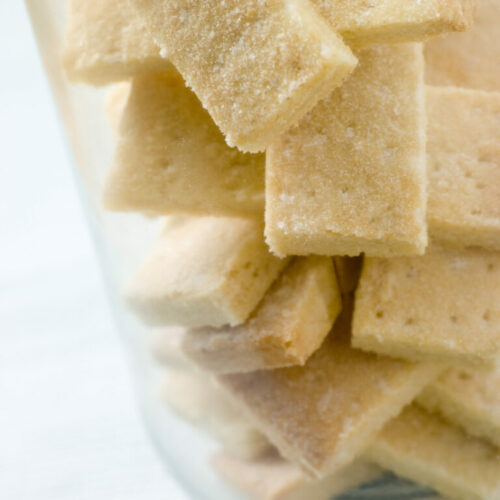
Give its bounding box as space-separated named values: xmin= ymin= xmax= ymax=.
xmin=367 ymin=405 xmax=500 ymax=500
xmin=212 ymin=450 xmax=380 ymax=500
xmin=427 ymin=86 xmax=500 ymax=250
xmin=353 ymin=245 xmax=500 ymax=366
xmin=128 ymin=0 xmax=356 ymax=152
xmin=426 ymin=0 xmax=500 ymax=91
xmin=126 ymin=216 xmax=289 ymax=328
xmin=103 ymin=72 xmax=265 ymax=217
xmin=218 ymin=303 xmax=440 ymax=477
xmin=183 ymin=257 xmax=341 ymax=373
xmin=266 ymin=44 xmax=427 ymax=258
xmin=315 ymin=0 xmax=476 ymax=47
xmin=418 ymin=366 xmax=500 ymax=448
xmin=62 ymin=0 xmax=173 ymax=85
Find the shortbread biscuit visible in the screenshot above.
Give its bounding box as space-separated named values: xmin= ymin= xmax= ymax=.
xmin=62 ymin=0 xmax=173 ymax=85
xmin=314 ymin=0 xmax=476 ymax=47
xmin=212 ymin=450 xmax=381 ymax=500
xmin=103 ymin=73 xmax=265 ymax=217
xmin=163 ymin=367 xmax=270 ymax=459
xmin=418 ymin=367 xmax=500 ymax=447
xmin=126 ymin=216 xmax=289 ymax=328
xmin=183 ymin=257 xmax=341 ymax=373
xmin=367 ymin=405 xmax=500 ymax=500
xmin=218 ymin=302 xmax=440 ymax=477
xmin=426 ymin=0 xmax=499 ymax=91
xmin=266 ymin=44 xmax=427 ymax=258
xmin=105 ymin=82 xmax=131 ymax=138
xmin=353 ymin=245 xmax=500 ymax=366
xmin=128 ymin=0 xmax=356 ymax=152
xmin=334 ymin=257 xmax=363 ymax=295
xmin=427 ymin=86 xmax=500 ymax=250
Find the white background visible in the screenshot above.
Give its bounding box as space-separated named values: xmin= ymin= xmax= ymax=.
xmin=0 ymin=3 xmax=187 ymax=499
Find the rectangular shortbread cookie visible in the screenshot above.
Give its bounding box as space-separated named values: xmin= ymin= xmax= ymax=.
xmin=128 ymin=0 xmax=356 ymax=152
xmin=163 ymin=367 xmax=270 ymax=459
xmin=427 ymin=86 xmax=500 ymax=250
xmin=426 ymin=0 xmax=499 ymax=91
xmin=352 ymin=245 xmax=500 ymax=366
xmin=367 ymin=405 xmax=500 ymax=500
xmin=266 ymin=44 xmax=427 ymax=258
xmin=314 ymin=0 xmax=476 ymax=47
xmin=62 ymin=0 xmax=173 ymax=85
xmin=126 ymin=216 xmax=289 ymax=328
xmin=103 ymin=72 xmax=265 ymax=217
xmin=218 ymin=302 xmax=440 ymax=477
xmin=418 ymin=366 xmax=500 ymax=448
xmin=212 ymin=450 xmax=381 ymax=500
xmin=182 ymin=257 xmax=341 ymax=373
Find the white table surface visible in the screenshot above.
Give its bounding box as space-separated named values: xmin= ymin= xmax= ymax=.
xmin=0 ymin=3 xmax=188 ymax=499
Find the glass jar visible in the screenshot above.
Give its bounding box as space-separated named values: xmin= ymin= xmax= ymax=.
xmin=25 ymin=2 xmax=433 ymax=498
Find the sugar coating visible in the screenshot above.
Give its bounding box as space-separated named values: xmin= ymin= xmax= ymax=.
xmin=212 ymin=450 xmax=381 ymax=500
xmin=103 ymin=72 xmax=265 ymax=217
xmin=427 ymin=86 xmax=500 ymax=251
xmin=314 ymin=0 xmax=476 ymax=47
xmin=367 ymin=405 xmax=500 ymax=500
xmin=125 ymin=216 xmax=289 ymax=328
xmin=426 ymin=0 xmax=499 ymax=91
xmin=183 ymin=257 xmax=341 ymax=373
xmin=334 ymin=256 xmax=363 ymax=295
xmin=162 ymin=366 xmax=270 ymax=459
xmin=128 ymin=0 xmax=357 ymax=152
xmin=418 ymin=366 xmax=500 ymax=448
xmin=218 ymin=301 xmax=440 ymax=477
xmin=62 ymin=0 xmax=173 ymax=85
xmin=353 ymin=245 xmax=500 ymax=366
xmin=266 ymin=44 xmax=427 ymax=258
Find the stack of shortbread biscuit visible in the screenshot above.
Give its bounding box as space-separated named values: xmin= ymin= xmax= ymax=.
xmin=63 ymin=0 xmax=500 ymax=498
